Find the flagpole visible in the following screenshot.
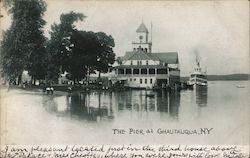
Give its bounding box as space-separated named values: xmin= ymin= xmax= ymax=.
xmin=151 ymin=21 xmax=153 ymax=52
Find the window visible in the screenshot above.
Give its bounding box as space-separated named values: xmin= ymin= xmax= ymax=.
xmin=140 ymin=79 xmax=142 ymax=84
xmin=118 ymin=69 xmax=124 ymax=74
xmin=133 ymin=69 xmax=139 ymax=74
xmin=130 ymin=78 xmax=132 ymax=81
xmin=145 ymin=48 xmax=148 ymax=52
xmin=125 ymin=69 xmax=132 ymax=74
xmin=130 ymin=61 xmax=133 ymax=65
xmin=146 ymin=60 xmax=148 ymax=65
xmin=141 ymin=69 xmax=147 ymax=74
xmin=139 ymin=61 xmax=142 ymax=65
xmin=134 ymin=78 xmax=136 ymax=81
xmin=197 ymin=74 xmax=207 ymax=79
xmin=149 ymin=69 xmax=155 ymax=74
xmin=145 ymin=79 xmax=147 ymax=84
xmin=137 ymin=61 xmax=140 ymax=65
xmin=157 ymin=69 xmax=167 ymax=74
xmin=150 ymin=78 xmax=153 ymax=84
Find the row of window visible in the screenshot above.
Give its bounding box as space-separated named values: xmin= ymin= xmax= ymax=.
xmin=133 ymin=47 xmax=148 ymax=52
xmin=190 ymin=74 xmax=207 ymax=79
xmin=129 ymin=78 xmax=153 ymax=84
xmin=190 ymin=78 xmax=207 ymax=83
xmin=129 ymin=60 xmax=168 ymax=66
xmin=130 ymin=60 xmax=148 ymax=65
xmin=118 ymin=68 xmax=167 ymax=75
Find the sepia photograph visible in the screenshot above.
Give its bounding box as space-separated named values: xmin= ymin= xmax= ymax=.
xmin=0 ymin=0 xmax=249 ymax=157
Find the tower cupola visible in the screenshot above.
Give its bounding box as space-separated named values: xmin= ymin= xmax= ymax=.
xmin=132 ymin=22 xmax=152 ymax=53
xmin=136 ymin=22 xmax=149 ymax=33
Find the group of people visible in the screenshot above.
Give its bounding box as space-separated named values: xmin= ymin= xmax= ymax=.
xmin=42 ymin=83 xmax=54 ymax=94
xmin=6 ymin=79 xmax=75 ymax=95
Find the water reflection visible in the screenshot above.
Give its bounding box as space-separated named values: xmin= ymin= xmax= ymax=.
xmin=43 ymin=96 xmax=70 ymax=116
xmin=195 ymin=87 xmax=208 ymax=107
xmin=69 ymin=91 xmax=114 ymax=122
xmin=169 ymin=92 xmax=181 ymax=119
xmin=114 ymin=90 xmax=180 ymax=119
xmin=43 ymin=90 xmax=184 ymax=122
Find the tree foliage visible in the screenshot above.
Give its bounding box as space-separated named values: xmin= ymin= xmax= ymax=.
xmin=47 ymin=11 xmax=115 ymax=83
xmin=1 ymin=0 xmax=47 ymax=83
xmin=1 ymin=30 xmax=22 ymax=81
xmin=68 ymin=31 xmax=98 ymax=81
xmin=67 ymin=31 xmax=115 ymax=82
xmin=45 ymin=11 xmax=86 ymax=82
xmin=94 ymin=32 xmax=115 ymax=73
xmin=1 ymin=5 xmax=116 ymax=85
xmin=116 ymin=57 xmax=123 ymax=65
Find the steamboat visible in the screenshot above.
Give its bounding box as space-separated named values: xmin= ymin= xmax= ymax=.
xmin=187 ymin=57 xmax=208 ymax=88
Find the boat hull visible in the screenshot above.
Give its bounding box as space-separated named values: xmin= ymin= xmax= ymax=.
xmin=193 ymin=83 xmax=208 ymax=89
xmin=186 ymin=80 xmax=208 ymax=89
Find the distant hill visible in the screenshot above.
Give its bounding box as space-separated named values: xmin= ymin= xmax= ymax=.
xmin=181 ymin=74 xmax=249 ymax=81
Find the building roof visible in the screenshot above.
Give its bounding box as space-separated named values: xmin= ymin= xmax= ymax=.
xmin=128 ymin=51 xmax=152 ymax=60
xmin=136 ymin=22 xmax=149 ymax=33
xmin=121 ymin=51 xmax=178 ymax=64
xmin=150 ymin=52 xmax=178 ymax=64
xmin=122 ymin=51 xmax=134 ymax=60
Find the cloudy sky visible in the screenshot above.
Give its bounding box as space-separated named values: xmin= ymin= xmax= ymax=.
xmin=1 ymin=0 xmax=249 ymax=76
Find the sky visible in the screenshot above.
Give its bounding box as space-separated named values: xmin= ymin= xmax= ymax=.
xmin=1 ymin=0 xmax=249 ymax=76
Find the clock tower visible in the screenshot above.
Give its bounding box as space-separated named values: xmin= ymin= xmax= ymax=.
xmin=132 ymin=22 xmax=152 ymax=53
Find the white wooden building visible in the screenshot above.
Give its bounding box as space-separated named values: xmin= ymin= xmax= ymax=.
xmin=109 ymin=22 xmax=180 ymax=89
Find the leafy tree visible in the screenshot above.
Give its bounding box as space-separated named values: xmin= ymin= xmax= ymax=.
xmin=1 ymin=0 xmax=47 ymax=84
xmin=68 ymin=31 xmax=98 ymax=82
xmin=45 ymin=11 xmax=85 ymax=83
xmin=47 ymin=11 xmax=115 ymax=84
xmin=116 ymin=57 xmax=123 ymax=65
xmin=94 ymin=32 xmax=115 ymax=76
xmin=67 ymin=31 xmax=115 ymax=83
xmin=1 ymin=30 xmax=22 ymax=83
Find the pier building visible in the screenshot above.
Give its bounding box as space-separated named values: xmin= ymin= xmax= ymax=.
xmin=109 ymin=22 xmax=180 ymax=89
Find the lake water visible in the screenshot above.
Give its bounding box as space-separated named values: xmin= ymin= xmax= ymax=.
xmin=1 ymin=81 xmax=249 ymax=145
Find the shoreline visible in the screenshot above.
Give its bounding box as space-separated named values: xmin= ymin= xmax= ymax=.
xmin=1 ymin=79 xmax=248 ymax=95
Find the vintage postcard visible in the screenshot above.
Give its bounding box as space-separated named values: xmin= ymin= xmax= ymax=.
xmin=0 ymin=0 xmax=249 ymax=157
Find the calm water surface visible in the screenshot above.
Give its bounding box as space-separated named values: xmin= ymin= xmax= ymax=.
xmin=44 ymin=81 xmax=248 ymax=124
xmin=2 ymin=81 xmax=249 ymax=144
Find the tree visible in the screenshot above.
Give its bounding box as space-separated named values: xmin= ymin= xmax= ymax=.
xmin=45 ymin=11 xmax=85 ymax=83
xmin=45 ymin=11 xmax=115 ymax=84
xmin=94 ymin=32 xmax=115 ymax=76
xmin=1 ymin=30 xmax=22 ymax=83
xmin=67 ymin=31 xmax=115 ymax=83
xmin=116 ymin=57 xmax=123 ymax=65
xmin=68 ymin=31 xmax=98 ymax=83
xmin=1 ymin=0 xmax=47 ymax=84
